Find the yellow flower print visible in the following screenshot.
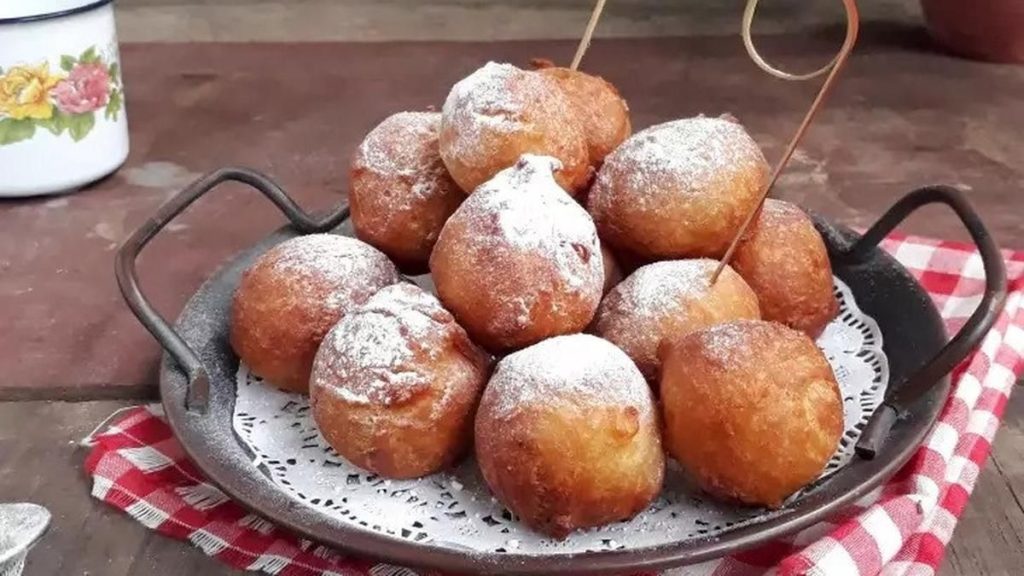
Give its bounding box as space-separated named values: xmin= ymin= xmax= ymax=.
xmin=0 ymin=63 xmax=63 ymax=120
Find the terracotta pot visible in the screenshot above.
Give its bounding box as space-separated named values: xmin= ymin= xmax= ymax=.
xmin=921 ymin=0 xmax=1024 ymax=63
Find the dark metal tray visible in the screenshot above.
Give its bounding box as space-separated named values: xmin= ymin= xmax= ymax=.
xmin=116 ymin=168 xmax=1006 ymax=575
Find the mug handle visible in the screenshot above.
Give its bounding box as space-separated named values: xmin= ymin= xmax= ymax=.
xmin=115 ymin=167 xmax=349 ymax=413
xmin=845 ymin=185 xmax=1008 ymax=459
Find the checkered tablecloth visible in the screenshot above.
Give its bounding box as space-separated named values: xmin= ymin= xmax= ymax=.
xmin=85 ymin=233 xmax=1024 ymax=576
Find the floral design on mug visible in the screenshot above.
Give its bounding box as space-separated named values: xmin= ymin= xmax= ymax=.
xmin=0 ymin=46 xmax=122 ymax=146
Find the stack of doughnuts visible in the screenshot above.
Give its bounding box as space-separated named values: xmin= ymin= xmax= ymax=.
xmin=227 ymin=60 xmax=845 ymax=538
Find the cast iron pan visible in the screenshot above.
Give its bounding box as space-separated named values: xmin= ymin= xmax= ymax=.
xmin=116 ymin=168 xmax=1007 ymax=575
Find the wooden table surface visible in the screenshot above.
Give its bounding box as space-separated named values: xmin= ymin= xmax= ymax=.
xmin=1 ymin=30 xmax=1021 ymax=575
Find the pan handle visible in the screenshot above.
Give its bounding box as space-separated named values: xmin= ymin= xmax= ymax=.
xmin=114 ymin=167 xmax=350 ymax=413
xmin=847 ymin=185 xmax=1007 ymax=459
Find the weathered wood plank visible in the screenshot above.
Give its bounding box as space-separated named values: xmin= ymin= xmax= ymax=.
xmin=939 ymin=385 xmax=1024 ymax=575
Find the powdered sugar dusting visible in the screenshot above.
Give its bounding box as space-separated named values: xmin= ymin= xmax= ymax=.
xmin=441 ymin=62 xmax=530 ymax=152
xmin=484 ymin=334 xmax=653 ymax=421
xmin=439 ymin=62 xmax=580 ymax=190
xmin=696 ymin=320 xmax=756 ymax=366
xmin=591 ymin=115 xmax=767 ymax=211
xmin=262 ymin=234 xmax=400 ymax=312
xmin=471 ymin=155 xmax=598 ymax=288
xmin=613 ymin=259 xmax=716 ymax=318
xmin=438 ymin=155 xmax=603 ymax=331
xmin=312 ymin=284 xmax=452 ymax=406
xmin=352 ymin=111 xmax=453 ymax=218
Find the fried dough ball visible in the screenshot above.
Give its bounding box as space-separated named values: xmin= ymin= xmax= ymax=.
xmin=475 ymin=334 xmax=664 ymax=538
xmin=440 ymin=62 xmax=590 ymax=196
xmin=587 ymin=115 xmax=770 ymax=259
xmin=592 ymin=259 xmax=760 ymax=383
xmin=430 ymin=155 xmax=604 ymax=351
xmin=732 ymin=199 xmax=838 ymax=337
xmin=310 ymin=283 xmax=491 ymax=479
xmin=349 ymin=111 xmax=463 ymax=273
xmin=660 ymin=320 xmax=843 ymax=507
xmin=230 ymin=234 xmax=400 ymax=393
xmin=531 ymin=58 xmax=631 ymax=167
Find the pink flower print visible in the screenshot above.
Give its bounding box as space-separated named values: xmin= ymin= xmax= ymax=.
xmin=51 ymin=62 xmax=111 ymax=114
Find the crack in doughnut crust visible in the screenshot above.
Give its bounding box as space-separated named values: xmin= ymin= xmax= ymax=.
xmin=587 ymin=115 xmax=769 ymax=260
xmin=230 ymin=234 xmax=401 ymax=393
xmin=660 ymin=320 xmax=843 ymax=508
xmin=732 ymin=198 xmax=839 ymax=337
xmin=592 ymin=258 xmax=761 ymax=385
xmin=440 ymin=62 xmax=590 ymax=196
xmin=430 ymin=155 xmax=604 ymax=352
xmin=475 ymin=334 xmax=664 ymax=538
xmin=311 ymin=283 xmax=492 ymax=479
xmin=350 ymin=111 xmax=464 ymax=274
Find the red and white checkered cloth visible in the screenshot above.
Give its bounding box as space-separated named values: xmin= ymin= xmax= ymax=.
xmin=85 ymin=233 xmax=1024 ymax=576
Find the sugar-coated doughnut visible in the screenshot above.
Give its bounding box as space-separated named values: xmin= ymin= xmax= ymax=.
xmin=532 ymin=59 xmax=631 ymax=167
xmin=660 ymin=320 xmax=843 ymax=507
xmin=350 ymin=111 xmax=463 ymax=273
xmin=230 ymin=234 xmax=401 ymax=393
xmin=592 ymin=259 xmax=760 ymax=383
xmin=732 ymin=199 xmax=838 ymax=337
xmin=440 ymin=62 xmax=590 ymax=196
xmin=588 ymin=115 xmax=770 ymax=259
xmin=310 ymin=283 xmax=491 ymax=479
xmin=430 ymin=155 xmax=604 ymax=351
xmin=475 ymin=334 xmax=664 ymax=538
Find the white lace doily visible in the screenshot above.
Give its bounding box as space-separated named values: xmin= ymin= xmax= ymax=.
xmin=232 ymin=276 xmax=888 ymax=554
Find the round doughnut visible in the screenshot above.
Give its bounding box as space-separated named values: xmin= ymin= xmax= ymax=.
xmin=230 ymin=234 xmax=400 ymax=393
xmin=532 ymin=59 xmax=631 ymax=167
xmin=349 ymin=111 xmax=463 ymax=273
xmin=430 ymin=155 xmax=604 ymax=351
xmin=660 ymin=320 xmax=843 ymax=507
xmin=587 ymin=115 xmax=770 ymax=259
xmin=732 ymin=199 xmax=838 ymax=337
xmin=310 ymin=283 xmax=491 ymax=479
xmin=440 ymin=62 xmax=590 ymax=196
xmin=592 ymin=259 xmax=760 ymax=383
xmin=475 ymin=334 xmax=664 ymax=538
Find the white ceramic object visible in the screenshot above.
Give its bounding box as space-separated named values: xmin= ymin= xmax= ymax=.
xmin=0 ymin=0 xmax=129 ymax=197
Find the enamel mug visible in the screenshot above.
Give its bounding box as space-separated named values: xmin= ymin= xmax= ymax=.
xmin=0 ymin=0 xmax=129 ymax=197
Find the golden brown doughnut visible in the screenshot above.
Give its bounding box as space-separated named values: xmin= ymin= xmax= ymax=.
xmin=660 ymin=320 xmax=843 ymax=507
xmin=430 ymin=155 xmax=604 ymax=352
xmin=587 ymin=115 xmax=770 ymax=259
xmin=310 ymin=283 xmax=491 ymax=479
xmin=475 ymin=334 xmax=664 ymax=538
xmin=532 ymin=59 xmax=631 ymax=167
xmin=732 ymin=199 xmax=838 ymax=337
xmin=230 ymin=234 xmax=400 ymax=393
xmin=592 ymin=259 xmax=760 ymax=383
xmin=349 ymin=111 xmax=463 ymax=273
xmin=440 ymin=62 xmax=590 ymax=196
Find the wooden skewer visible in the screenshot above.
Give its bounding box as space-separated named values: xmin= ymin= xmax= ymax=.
xmin=570 ymin=0 xmax=609 ymax=71
xmin=711 ymin=0 xmax=860 ymax=284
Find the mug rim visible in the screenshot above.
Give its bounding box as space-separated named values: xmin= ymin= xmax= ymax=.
xmin=0 ymin=0 xmax=113 ymax=26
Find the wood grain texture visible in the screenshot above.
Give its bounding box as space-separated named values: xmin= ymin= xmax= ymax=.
xmin=0 ymin=11 xmax=1020 ymax=573
xmin=940 ymin=382 xmax=1024 ymax=576
xmin=1 ymin=33 xmax=1021 ymax=401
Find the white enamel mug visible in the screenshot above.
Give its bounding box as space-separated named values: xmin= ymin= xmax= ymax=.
xmin=0 ymin=0 xmax=129 ymax=197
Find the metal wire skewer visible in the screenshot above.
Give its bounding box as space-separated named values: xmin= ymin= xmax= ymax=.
xmin=711 ymin=0 xmax=861 ymax=284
